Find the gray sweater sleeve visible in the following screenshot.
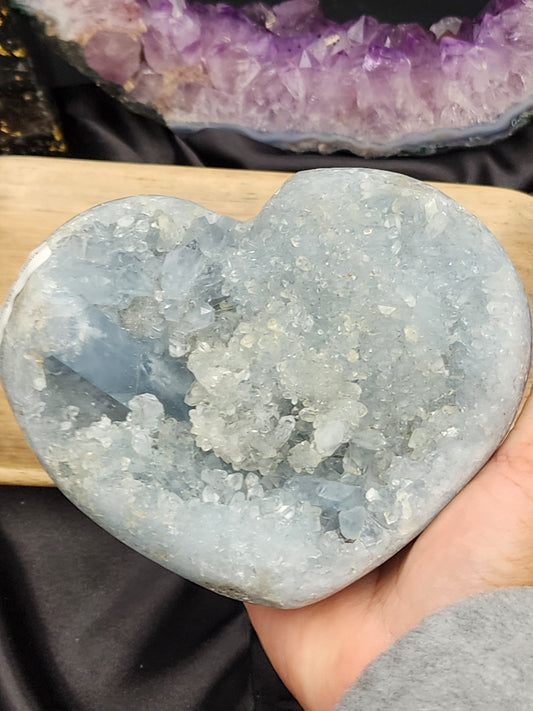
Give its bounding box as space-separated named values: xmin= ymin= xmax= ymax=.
xmin=335 ymin=587 xmax=533 ymax=711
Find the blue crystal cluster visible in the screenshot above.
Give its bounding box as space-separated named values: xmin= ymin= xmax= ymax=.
xmin=0 ymin=169 xmax=530 ymax=606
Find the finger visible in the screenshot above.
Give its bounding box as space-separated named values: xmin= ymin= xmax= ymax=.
xmin=489 ymin=381 xmax=533 ymax=488
xmin=394 ymin=387 xmax=533 ymax=611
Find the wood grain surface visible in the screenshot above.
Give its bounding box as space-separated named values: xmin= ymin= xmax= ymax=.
xmin=1 ymin=155 xmax=533 ymax=487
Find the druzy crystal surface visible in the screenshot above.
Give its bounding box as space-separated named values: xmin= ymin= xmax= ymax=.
xmin=0 ymin=169 xmax=530 ymax=607
xmin=14 ymin=0 xmax=533 ymax=155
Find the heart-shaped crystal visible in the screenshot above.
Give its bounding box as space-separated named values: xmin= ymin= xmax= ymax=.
xmin=0 ymin=169 xmax=530 ymax=607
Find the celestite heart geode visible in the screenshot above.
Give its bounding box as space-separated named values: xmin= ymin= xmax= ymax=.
xmin=0 ymin=169 xmax=530 ymax=607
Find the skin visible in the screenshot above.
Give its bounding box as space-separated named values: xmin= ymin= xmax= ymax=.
xmin=245 ymin=388 xmax=533 ymax=711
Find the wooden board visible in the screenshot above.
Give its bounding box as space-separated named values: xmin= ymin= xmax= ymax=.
xmin=1 ymin=155 xmax=533 ymax=487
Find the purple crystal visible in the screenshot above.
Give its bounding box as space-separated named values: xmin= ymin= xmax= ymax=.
xmin=15 ymin=0 xmax=533 ymax=155
xmin=84 ymin=31 xmax=141 ymax=84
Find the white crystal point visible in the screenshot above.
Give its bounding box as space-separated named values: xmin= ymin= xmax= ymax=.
xmin=0 ymin=169 xmax=530 ymax=608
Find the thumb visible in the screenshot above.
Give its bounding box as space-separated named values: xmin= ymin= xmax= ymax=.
xmin=405 ymin=384 xmax=533 ymax=598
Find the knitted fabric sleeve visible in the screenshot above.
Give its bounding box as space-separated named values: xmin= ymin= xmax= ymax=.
xmin=335 ymin=587 xmax=533 ymax=711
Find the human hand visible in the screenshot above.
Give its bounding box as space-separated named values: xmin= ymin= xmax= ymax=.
xmin=245 ymin=388 xmax=533 ymax=711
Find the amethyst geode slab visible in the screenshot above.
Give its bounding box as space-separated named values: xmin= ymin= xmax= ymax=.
xmin=0 ymin=169 xmax=530 ymax=607
xmin=14 ymin=0 xmax=533 ymax=156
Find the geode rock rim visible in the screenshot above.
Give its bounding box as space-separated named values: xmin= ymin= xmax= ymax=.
xmin=14 ymin=0 xmax=533 ymax=156
xmin=0 ymin=168 xmax=531 ymax=607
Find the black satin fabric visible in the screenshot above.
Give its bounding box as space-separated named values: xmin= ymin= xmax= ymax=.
xmin=4 ymin=8 xmax=533 ymax=711
xmin=0 ymin=486 xmax=301 ymax=711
